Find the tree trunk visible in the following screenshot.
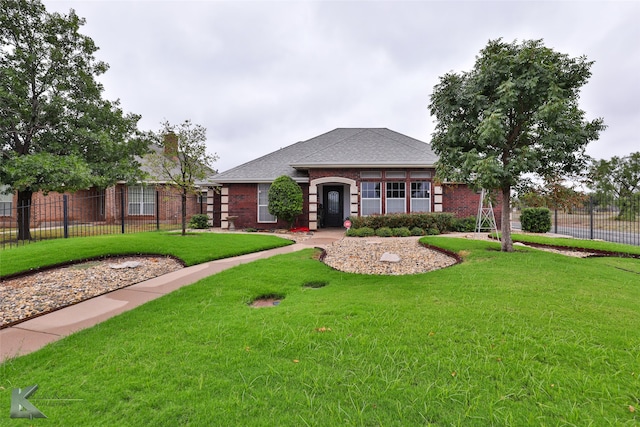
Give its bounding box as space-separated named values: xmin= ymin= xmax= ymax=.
xmin=17 ymin=190 xmax=34 ymax=241
xmin=181 ymin=189 xmax=187 ymax=236
xmin=500 ymin=186 xmax=514 ymax=252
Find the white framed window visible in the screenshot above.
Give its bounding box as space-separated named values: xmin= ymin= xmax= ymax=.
xmin=361 ymin=182 xmax=381 ymax=216
xmin=258 ymin=183 xmax=276 ymax=223
xmin=385 ymin=171 xmax=406 ymax=179
xmin=386 ymin=182 xmax=406 ymax=213
xmin=411 ymin=181 xmax=431 ymax=212
xmin=360 ymin=171 xmax=382 ymax=179
xmin=0 ymin=185 xmax=13 ymax=216
xmin=128 ymin=185 xmax=155 ymax=215
xmin=410 ymin=171 xmax=432 ymax=178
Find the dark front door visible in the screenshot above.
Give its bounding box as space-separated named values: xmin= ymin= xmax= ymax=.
xmin=323 ymin=186 xmax=344 ymax=227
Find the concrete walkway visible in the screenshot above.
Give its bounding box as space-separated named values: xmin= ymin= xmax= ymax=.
xmin=0 ymin=229 xmax=345 ymax=363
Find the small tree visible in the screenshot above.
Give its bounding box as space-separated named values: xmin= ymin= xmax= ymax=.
xmin=268 ymin=175 xmax=303 ymax=229
xmin=147 ymin=120 xmax=218 ymax=235
xmin=429 ymin=39 xmax=605 ymax=252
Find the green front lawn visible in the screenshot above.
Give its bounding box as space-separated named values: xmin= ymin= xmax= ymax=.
xmin=2 ymin=236 xmax=639 ymax=425
xmin=0 ymin=231 xmax=294 ymax=277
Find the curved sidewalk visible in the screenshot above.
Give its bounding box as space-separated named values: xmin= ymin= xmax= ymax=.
xmin=0 ymin=230 xmax=344 ymax=363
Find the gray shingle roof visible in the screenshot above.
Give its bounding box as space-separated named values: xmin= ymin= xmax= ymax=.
xmin=211 ymin=128 xmax=438 ymax=183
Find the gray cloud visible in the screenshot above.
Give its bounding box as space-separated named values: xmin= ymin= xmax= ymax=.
xmin=43 ymin=0 xmax=640 ymax=171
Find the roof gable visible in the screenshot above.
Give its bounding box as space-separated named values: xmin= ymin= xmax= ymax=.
xmin=211 ymin=128 xmax=438 ymax=183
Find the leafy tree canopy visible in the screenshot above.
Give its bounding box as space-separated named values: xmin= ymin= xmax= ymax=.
xmin=268 ymin=175 xmax=303 ymax=229
xmin=429 ymin=38 xmax=605 ymax=251
xmin=0 ymin=0 xmax=148 ymax=194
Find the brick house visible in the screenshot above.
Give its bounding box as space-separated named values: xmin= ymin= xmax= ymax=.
xmin=0 ymin=143 xmax=219 ymax=228
xmin=211 ymin=128 xmax=496 ymax=230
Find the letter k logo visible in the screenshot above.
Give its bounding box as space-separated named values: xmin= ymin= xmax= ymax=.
xmin=10 ymin=385 xmax=47 ymax=419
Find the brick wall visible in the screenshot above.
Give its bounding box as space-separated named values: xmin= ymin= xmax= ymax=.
xmin=226 ymin=183 xmax=309 ymax=230
xmin=442 ymin=184 xmax=503 ymax=227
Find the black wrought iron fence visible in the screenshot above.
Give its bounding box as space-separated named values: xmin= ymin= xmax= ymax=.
xmin=1 ymin=187 xmax=205 ymax=248
xmin=513 ymin=194 xmax=640 ymax=246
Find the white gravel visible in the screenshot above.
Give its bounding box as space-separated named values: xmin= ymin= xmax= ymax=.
xmin=322 ymin=236 xmax=458 ymax=275
xmin=1 ymin=256 xmax=183 ymax=327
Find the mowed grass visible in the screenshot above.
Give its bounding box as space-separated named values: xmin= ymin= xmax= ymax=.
xmin=2 ymin=236 xmax=640 ymax=425
xmin=0 ymin=231 xmax=294 ymax=277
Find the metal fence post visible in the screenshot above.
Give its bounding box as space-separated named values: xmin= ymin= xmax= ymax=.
xmin=589 ymin=196 xmax=594 ymax=240
xmin=554 ymin=209 xmax=558 ymax=234
xmin=63 ymin=195 xmax=69 ymax=238
xmin=156 ymin=190 xmax=160 ymax=231
xmin=121 ymin=187 xmax=126 ymax=234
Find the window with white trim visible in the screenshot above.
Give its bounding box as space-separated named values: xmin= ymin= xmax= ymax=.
xmin=361 ymin=182 xmax=381 ymax=216
xmin=386 ymin=182 xmax=406 ymax=213
xmin=0 ymin=185 xmax=13 ymax=216
xmin=128 ymin=185 xmax=155 ymax=215
xmin=411 ymin=181 xmax=431 ymax=212
xmin=258 ymin=184 xmax=276 ymax=223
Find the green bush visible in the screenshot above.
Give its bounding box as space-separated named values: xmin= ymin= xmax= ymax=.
xmin=244 ymin=227 xmax=257 ymax=232
xmin=520 ymin=207 xmax=552 ymax=233
xmin=188 ymin=214 xmax=209 ymax=229
xmin=375 ymin=227 xmax=393 ymax=237
xmin=410 ymin=226 xmax=425 ymax=236
xmin=347 ymin=213 xmax=457 ymax=232
xmin=346 ymin=227 xmax=375 ymax=237
xmin=392 ymin=227 xmax=411 ymax=237
xmin=268 ymin=175 xmax=303 ymax=228
xmin=451 ymin=216 xmax=476 ymax=232
xmin=427 ymin=227 xmax=440 ymax=235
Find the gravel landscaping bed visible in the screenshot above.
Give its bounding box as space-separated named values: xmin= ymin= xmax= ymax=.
xmin=1 ymin=256 xmax=183 ymax=328
xmin=322 ymin=236 xmax=458 ymax=275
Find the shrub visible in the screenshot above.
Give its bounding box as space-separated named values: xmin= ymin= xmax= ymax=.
xmin=244 ymin=227 xmax=257 ymax=232
xmin=268 ymin=175 xmax=303 ymax=228
xmin=520 ymin=207 xmax=552 ymax=233
xmin=392 ymin=227 xmax=411 ymax=237
xmin=452 ymin=216 xmax=477 ymax=232
xmin=346 ymin=227 xmax=375 ymax=237
xmin=188 ymin=214 xmax=209 ymax=229
xmin=427 ymin=227 xmax=440 ymax=235
xmin=410 ymin=227 xmax=425 ymax=236
xmin=346 ymin=213 xmax=458 ymax=232
xmin=375 ymin=227 xmax=393 ymax=237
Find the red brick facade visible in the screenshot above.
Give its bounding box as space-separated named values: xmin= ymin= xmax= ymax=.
xmin=220 ymin=168 xmax=475 ymax=230
xmin=442 ymin=184 xmax=503 ymax=227
xmin=224 ymin=183 xmax=310 ymax=230
xmin=0 ymin=184 xmax=206 ymax=227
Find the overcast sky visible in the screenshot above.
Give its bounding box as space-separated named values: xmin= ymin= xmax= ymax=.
xmin=43 ymin=0 xmax=639 ymax=173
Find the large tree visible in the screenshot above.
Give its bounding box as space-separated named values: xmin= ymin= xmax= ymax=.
xmin=146 ymin=120 xmax=218 ymax=236
xmin=0 ymin=0 xmax=148 ymax=240
xmin=588 ymin=152 xmax=640 ymax=221
xmin=429 ymin=38 xmax=605 ymax=251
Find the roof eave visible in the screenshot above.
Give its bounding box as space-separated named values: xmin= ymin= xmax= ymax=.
xmin=290 ymin=162 xmax=437 ymax=169
xmin=210 ymin=177 xmax=310 ymax=185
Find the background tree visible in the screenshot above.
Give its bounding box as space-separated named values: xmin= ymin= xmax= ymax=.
xmin=0 ymin=0 xmax=148 ymax=240
xmin=268 ymin=175 xmax=303 ymax=229
xmin=515 ymin=174 xmax=588 ymax=214
xmin=588 ymin=152 xmax=640 ymax=221
xmin=147 ymin=120 xmax=218 ymax=235
xmin=429 ymin=38 xmax=605 ymax=251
